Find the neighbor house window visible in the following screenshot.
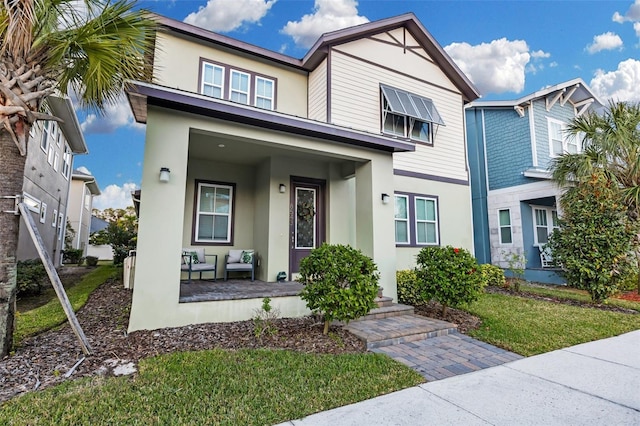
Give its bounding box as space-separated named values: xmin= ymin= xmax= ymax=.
xmin=394 ymin=192 xmax=439 ymax=246
xmin=53 ymin=152 xmax=60 ymax=172
xmin=255 ymin=77 xmax=274 ymax=110
xmin=380 ymin=84 xmax=444 ymax=144
xmin=415 ymin=197 xmax=438 ymax=244
xmin=40 ymin=202 xmax=47 ymax=223
xmin=498 ymin=209 xmax=512 ymax=244
xmin=394 ymin=194 xmax=409 ymax=244
xmin=194 ymin=181 xmax=235 ymax=244
xmin=548 ymin=118 xmax=579 ymax=157
xmin=62 ymin=145 xmax=72 ymax=179
xmin=52 ymin=209 xmax=58 ymax=228
xmin=23 ymin=192 xmax=40 ymax=213
xmin=57 ymin=212 xmax=64 ymax=240
xmin=533 ymin=206 xmax=559 ymax=246
xmin=230 ymin=70 xmax=250 ymax=104
xmin=41 ymin=121 xmax=54 ymax=152
xmin=201 ymin=62 xmax=224 ymax=98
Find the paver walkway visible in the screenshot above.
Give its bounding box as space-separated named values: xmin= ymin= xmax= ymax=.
xmin=373 ymin=332 xmax=523 ymax=381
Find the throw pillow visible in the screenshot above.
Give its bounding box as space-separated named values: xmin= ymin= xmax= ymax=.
xmin=241 ymin=250 xmax=254 ymax=264
xmin=183 ymin=250 xmax=200 ymax=264
xmin=228 ymin=249 xmax=243 ymax=264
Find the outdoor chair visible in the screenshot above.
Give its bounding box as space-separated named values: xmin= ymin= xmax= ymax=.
xmin=224 ymin=249 xmax=256 ymax=281
xmin=181 ymin=248 xmax=218 ymax=283
xmin=539 ymin=245 xmax=554 ymax=268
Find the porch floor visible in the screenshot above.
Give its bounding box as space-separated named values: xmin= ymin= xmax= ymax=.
xmin=179 ymin=279 xmax=304 ymax=303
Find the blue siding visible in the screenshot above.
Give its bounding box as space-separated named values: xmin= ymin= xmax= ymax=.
xmin=533 ymin=99 xmax=577 ymax=169
xmin=483 ymin=109 xmax=533 ymax=190
xmin=465 ymin=109 xmax=490 ymax=263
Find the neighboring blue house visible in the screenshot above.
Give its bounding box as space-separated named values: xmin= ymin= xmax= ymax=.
xmin=466 ymin=79 xmax=603 ymax=284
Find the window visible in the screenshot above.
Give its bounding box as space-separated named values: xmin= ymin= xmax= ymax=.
xmin=57 ymin=212 xmax=64 ymax=240
xmin=548 ymin=118 xmax=579 ymax=157
xmin=394 ymin=193 xmax=439 ymax=246
xmin=52 ymin=209 xmax=58 ymax=228
xmin=41 ymin=121 xmax=53 ymax=152
xmin=23 ymin=192 xmax=40 ymax=213
xmin=84 ymin=189 xmax=91 ymax=211
xmin=255 ymin=77 xmax=274 ymax=110
xmin=40 ymin=202 xmax=47 ymax=223
xmin=498 ymin=209 xmax=512 ymax=244
xmin=230 ymin=70 xmax=250 ymax=104
xmin=380 ymin=84 xmax=444 ymax=144
xmin=47 ymin=145 xmax=54 ymax=165
xmin=533 ymin=207 xmax=559 ymax=245
xmin=53 ymin=152 xmax=60 ymax=172
xmin=194 ymin=181 xmax=234 ymax=243
xmin=394 ymin=195 xmax=409 ymax=244
xmin=202 ymin=62 xmax=224 ymax=98
xmin=62 ymin=145 xmax=72 ymax=179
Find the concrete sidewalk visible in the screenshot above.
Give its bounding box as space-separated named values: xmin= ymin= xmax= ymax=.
xmin=277 ymin=330 xmax=640 ymax=425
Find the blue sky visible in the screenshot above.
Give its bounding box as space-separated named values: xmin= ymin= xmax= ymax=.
xmin=76 ymin=0 xmax=640 ymax=210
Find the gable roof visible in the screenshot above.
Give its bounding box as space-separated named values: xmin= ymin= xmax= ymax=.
xmin=153 ymin=12 xmax=479 ymax=102
xmin=47 ymin=95 xmax=88 ymax=154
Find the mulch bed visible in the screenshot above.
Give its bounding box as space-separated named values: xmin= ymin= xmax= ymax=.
xmin=616 ymin=291 xmax=640 ymax=303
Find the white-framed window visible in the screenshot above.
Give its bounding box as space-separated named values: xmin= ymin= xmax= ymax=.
xmin=53 ymin=152 xmax=60 ymax=172
xmin=415 ymin=197 xmax=438 ymax=245
xmin=533 ymin=206 xmax=559 ymax=246
xmin=56 ymin=130 xmax=62 ymax=147
xmin=255 ymin=76 xmax=274 ymax=110
xmin=394 ymin=194 xmax=409 ymax=244
xmin=84 ymin=188 xmax=91 ymax=211
xmin=57 ymin=212 xmax=64 ymax=240
xmin=62 ymin=145 xmax=72 ymax=179
xmin=41 ymin=121 xmax=53 ymax=152
xmin=201 ymin=62 xmax=224 ymax=99
xmin=230 ymin=70 xmax=250 ymax=104
xmin=47 ymin=145 xmax=54 ymax=165
xmin=23 ymin=192 xmax=40 ymax=213
xmin=40 ymin=202 xmax=47 ymax=223
xmin=52 ymin=209 xmax=58 ymax=227
xmin=498 ymin=209 xmax=513 ymax=244
xmin=548 ymin=118 xmax=579 ymax=157
xmin=194 ymin=181 xmax=234 ymax=243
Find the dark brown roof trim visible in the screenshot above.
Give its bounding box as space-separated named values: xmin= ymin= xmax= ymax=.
xmin=128 ymin=82 xmax=415 ymax=153
xmin=394 ymin=169 xmax=469 ymax=186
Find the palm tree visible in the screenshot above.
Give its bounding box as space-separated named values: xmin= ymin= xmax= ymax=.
xmin=0 ymin=0 xmax=155 ymax=356
xmin=551 ymin=101 xmax=640 ymax=292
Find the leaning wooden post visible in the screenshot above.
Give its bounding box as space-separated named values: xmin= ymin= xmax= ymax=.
xmin=18 ymin=203 xmax=92 ymax=355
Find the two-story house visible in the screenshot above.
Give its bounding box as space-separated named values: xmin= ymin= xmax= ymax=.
xmin=17 ymin=96 xmax=88 ymax=267
xmin=126 ymin=13 xmax=479 ymax=331
xmin=466 ymin=79 xmax=603 ymax=283
xmin=67 ymin=169 xmax=101 ymax=256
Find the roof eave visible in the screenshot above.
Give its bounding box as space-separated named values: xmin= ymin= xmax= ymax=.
xmin=47 ymin=96 xmax=88 ymax=154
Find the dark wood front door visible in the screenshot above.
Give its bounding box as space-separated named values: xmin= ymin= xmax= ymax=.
xmin=289 ymin=177 xmax=325 ymax=275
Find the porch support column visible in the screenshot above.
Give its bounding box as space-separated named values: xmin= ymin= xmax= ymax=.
xmin=354 ymin=156 xmax=397 ymax=300
xmin=128 ymin=108 xmax=189 ymax=332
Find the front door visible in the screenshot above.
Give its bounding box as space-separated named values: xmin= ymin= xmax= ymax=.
xmin=289 ymin=177 xmax=325 ymax=276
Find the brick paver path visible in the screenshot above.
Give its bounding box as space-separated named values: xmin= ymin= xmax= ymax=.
xmin=373 ymin=332 xmax=523 ymax=381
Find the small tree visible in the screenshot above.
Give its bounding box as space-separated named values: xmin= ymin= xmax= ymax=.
xmin=548 ymin=173 xmax=639 ymax=303
xmin=90 ymin=207 xmax=138 ymax=265
xmin=416 ymin=246 xmax=485 ymax=316
xmin=298 ymin=244 xmax=379 ymax=334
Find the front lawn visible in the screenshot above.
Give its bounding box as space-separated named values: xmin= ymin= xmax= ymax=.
xmin=465 ymin=292 xmax=640 ymax=356
xmin=0 ymin=349 xmax=424 ymax=425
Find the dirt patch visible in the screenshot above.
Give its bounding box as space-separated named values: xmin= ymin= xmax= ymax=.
xmin=413 ymin=302 xmax=481 ymax=334
xmin=616 ymin=291 xmax=640 ymax=303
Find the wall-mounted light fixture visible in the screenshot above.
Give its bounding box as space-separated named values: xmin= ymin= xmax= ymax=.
xmin=159 ymin=167 xmax=171 ymax=183
xmin=279 ymin=184 xmax=286 ymax=193
xmin=381 ymin=193 xmax=390 ymax=204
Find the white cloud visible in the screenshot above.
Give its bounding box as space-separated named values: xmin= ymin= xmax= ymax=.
xmin=613 ymin=1 xmax=640 ymax=23
xmin=531 ymin=50 xmax=550 ymax=59
xmin=635 ymin=22 xmax=640 ymax=37
xmin=76 ymin=166 xmax=91 ymax=175
xmin=444 ymin=38 xmax=531 ymax=95
xmin=281 ymin=0 xmax=369 ymax=48
xmin=590 ymin=58 xmax=640 ymax=102
xmin=80 ymin=94 xmax=145 ymax=134
xmin=586 ymin=32 xmax=623 ymax=54
xmin=549 ymin=61 xmax=558 ymax=68
xmin=93 ymin=182 xmax=138 ymax=210
xmin=184 ymin=0 xmax=276 ymax=32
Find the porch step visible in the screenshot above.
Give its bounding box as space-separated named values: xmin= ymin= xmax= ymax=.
xmin=359 ymin=302 xmax=414 ymax=320
xmin=345 ymin=314 xmax=458 ymax=350
xmin=374 ymin=296 xmax=394 ymax=308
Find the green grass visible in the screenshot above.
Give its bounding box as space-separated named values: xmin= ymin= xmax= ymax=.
xmin=519 ymin=283 xmax=640 ymax=312
xmin=0 ymin=349 xmax=424 ymax=425
xmin=466 ymin=292 xmax=640 ymax=356
xmin=14 ymin=265 xmax=119 ymax=345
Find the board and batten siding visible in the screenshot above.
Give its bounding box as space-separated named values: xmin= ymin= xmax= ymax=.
xmin=328 ymin=32 xmax=468 ymax=182
xmin=308 ymin=58 xmax=328 ymax=122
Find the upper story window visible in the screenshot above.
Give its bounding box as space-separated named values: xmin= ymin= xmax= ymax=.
xmin=202 ymin=63 xmax=224 ymax=98
xmin=41 ymin=121 xmax=55 ymax=152
xmin=62 ymin=145 xmax=72 ymax=179
xmin=199 ymin=59 xmax=276 ymax=111
xmin=380 ymin=84 xmax=444 ymax=144
xmin=548 ymin=118 xmax=578 ymax=157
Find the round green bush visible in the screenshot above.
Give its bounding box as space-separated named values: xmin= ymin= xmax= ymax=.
xmin=298 ymin=243 xmax=379 ymax=334
xmin=17 ymin=259 xmax=48 ymax=297
xmin=416 ymin=246 xmax=485 ymax=315
xmin=479 ymin=263 xmax=506 ymax=288
xmin=396 ymin=269 xmax=422 ymax=306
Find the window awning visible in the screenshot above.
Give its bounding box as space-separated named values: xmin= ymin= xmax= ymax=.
xmin=381 ymin=84 xmax=445 ymax=126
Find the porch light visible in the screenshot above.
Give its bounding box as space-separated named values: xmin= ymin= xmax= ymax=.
xmin=159 ymin=167 xmax=171 ymax=183
xmin=279 ymin=184 xmax=286 ymax=193
xmin=381 ymin=193 xmax=390 ymax=204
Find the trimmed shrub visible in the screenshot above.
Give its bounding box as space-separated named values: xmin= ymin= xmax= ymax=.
xmin=416 ymin=246 xmax=485 ymax=316
xmin=298 ymin=243 xmax=380 ymax=334
xmin=17 ymin=259 xmax=48 ymax=297
xmin=479 ymin=264 xmax=506 ymax=288
xmin=396 ymin=269 xmax=422 ymax=306
xmin=62 ymin=249 xmax=83 ymax=265
xmin=85 ymin=256 xmax=99 ymax=267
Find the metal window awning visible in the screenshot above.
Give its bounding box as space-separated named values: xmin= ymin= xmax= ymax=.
xmin=381 ymin=84 xmax=445 ymax=126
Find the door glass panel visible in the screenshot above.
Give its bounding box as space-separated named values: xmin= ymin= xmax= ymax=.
xmin=296 ymin=188 xmax=316 ymax=248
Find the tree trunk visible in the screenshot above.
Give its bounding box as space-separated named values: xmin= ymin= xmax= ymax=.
xmin=0 ymin=131 xmax=26 ymax=356
xmin=441 ymin=303 xmax=448 ymax=317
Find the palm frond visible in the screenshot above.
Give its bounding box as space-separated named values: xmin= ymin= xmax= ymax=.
xmin=1 ymin=0 xmax=36 ymax=58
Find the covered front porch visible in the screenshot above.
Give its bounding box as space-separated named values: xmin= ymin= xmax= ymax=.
xmin=179 ymin=279 xmax=303 ymax=303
